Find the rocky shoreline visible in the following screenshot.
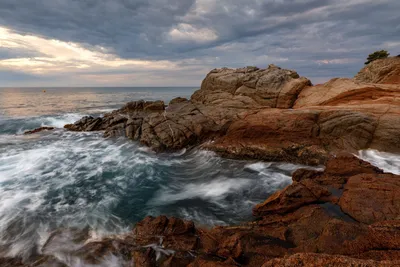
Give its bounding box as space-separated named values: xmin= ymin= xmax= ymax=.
xmin=9 ymin=57 xmax=400 ymax=266
xmin=65 ymin=57 xmax=400 ymax=166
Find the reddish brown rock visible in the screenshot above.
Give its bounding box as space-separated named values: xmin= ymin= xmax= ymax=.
xmin=262 ymin=253 xmax=400 ymax=267
xmin=133 ymin=216 xmax=198 ymax=251
xmin=339 ymin=174 xmax=400 ymax=224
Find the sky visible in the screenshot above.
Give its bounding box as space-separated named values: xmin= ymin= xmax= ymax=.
xmin=0 ymin=0 xmax=399 ymax=87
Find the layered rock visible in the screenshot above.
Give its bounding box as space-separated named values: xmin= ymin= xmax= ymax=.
xmin=9 ymin=154 xmax=400 ymax=266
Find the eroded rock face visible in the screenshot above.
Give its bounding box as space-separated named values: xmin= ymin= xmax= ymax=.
xmin=355 ymin=57 xmax=400 ymax=84
xmin=191 ymin=65 xmax=312 ymax=109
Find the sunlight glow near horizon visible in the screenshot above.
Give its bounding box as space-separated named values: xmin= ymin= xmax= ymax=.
xmin=0 ymin=27 xmax=179 ymax=76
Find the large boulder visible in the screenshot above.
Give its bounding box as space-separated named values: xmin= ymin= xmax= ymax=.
xmin=191 ymin=65 xmax=311 ymax=109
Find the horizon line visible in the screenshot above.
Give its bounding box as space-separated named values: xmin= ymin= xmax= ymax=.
xmin=0 ymin=86 xmax=200 ymax=88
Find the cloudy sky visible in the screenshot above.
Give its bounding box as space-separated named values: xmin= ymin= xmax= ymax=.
xmin=0 ymin=0 xmax=399 ymax=87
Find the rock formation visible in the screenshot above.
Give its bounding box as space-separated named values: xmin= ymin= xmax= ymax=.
xmin=355 ymin=57 xmax=400 ymax=84
xmin=64 ymin=57 xmax=400 ymax=165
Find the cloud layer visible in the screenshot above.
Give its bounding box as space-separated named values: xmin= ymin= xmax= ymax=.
xmin=0 ymin=0 xmax=399 ymax=86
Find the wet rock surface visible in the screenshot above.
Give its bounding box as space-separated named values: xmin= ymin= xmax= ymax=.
xmin=24 ymin=127 xmax=55 ymax=135
xmin=4 ymin=154 xmax=400 ymax=266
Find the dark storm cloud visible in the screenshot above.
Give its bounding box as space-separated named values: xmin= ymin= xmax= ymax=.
xmin=0 ymin=0 xmax=196 ymax=58
xmin=0 ymin=0 xmax=399 ymax=85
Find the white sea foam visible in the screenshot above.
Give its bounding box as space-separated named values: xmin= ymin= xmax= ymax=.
xmin=150 ymin=177 xmax=251 ymax=205
xmin=40 ymin=113 xmax=86 ymax=128
xmin=358 ymin=149 xmax=400 ymax=174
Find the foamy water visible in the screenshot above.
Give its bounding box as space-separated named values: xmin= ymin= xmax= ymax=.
xmin=358 ymin=149 xmax=400 ymax=174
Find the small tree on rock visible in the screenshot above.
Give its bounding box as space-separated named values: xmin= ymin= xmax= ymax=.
xmin=365 ymin=50 xmax=390 ymax=65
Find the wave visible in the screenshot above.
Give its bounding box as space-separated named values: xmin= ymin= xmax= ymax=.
xmin=0 ymin=113 xmax=86 ymax=135
xmin=39 ymin=113 xmax=85 ymax=128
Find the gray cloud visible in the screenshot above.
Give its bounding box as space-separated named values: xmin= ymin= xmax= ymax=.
xmin=0 ymin=47 xmax=42 ymax=59
xmin=0 ymin=0 xmax=399 ymax=86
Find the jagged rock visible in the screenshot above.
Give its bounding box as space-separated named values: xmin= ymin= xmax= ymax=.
xmin=253 ymin=154 xmax=384 ymax=217
xmin=64 ymin=116 xmax=104 ymax=132
xmin=355 ymin=57 xmax=400 ymax=84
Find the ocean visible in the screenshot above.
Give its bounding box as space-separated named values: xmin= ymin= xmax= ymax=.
xmin=0 ymin=87 xmax=394 ymax=263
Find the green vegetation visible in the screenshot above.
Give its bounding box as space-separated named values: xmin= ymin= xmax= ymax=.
xmin=365 ymin=50 xmax=390 ymax=65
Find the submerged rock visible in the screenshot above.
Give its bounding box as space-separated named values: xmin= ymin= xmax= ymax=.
xmin=24 ymin=127 xmax=55 ymax=135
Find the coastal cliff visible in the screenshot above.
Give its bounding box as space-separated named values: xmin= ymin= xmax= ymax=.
xmin=11 ymin=57 xmax=400 ymax=266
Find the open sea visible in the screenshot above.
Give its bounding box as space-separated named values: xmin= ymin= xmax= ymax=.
xmin=0 ymin=87 xmax=397 ymax=264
